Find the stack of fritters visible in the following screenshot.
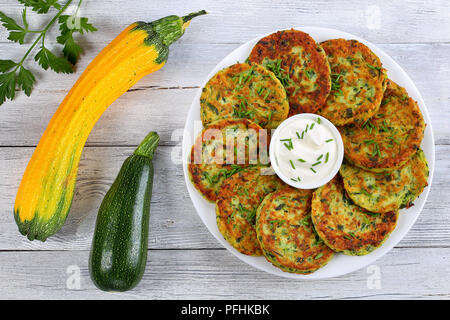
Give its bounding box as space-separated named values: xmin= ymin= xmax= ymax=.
xmin=189 ymin=29 xmax=429 ymax=274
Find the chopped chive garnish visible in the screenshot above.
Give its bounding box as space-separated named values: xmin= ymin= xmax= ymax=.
xmin=305 ymin=124 xmax=309 ymax=132
xmin=310 ymin=167 xmax=317 ymax=173
xmin=325 ymin=152 xmax=329 ymax=163
xmin=317 ymin=117 xmax=321 ymax=124
xmin=296 ymin=131 xmax=301 ymax=139
xmin=310 ymin=123 xmax=315 ymax=130
xmin=316 ymin=154 xmax=323 ymax=161
xmin=301 ymin=131 xmax=305 ymax=139
xmin=314 ymin=252 xmax=323 ymax=260
xmin=281 ymin=138 xmax=293 ymax=151
xmin=312 ymin=161 xmax=321 ymax=167
xmin=257 ymin=87 xmax=265 ymax=95
xmin=298 ymin=158 xmax=306 ymax=163
xmin=263 ymin=90 xmax=270 ymax=100
xmin=325 ymin=139 xmax=333 ymax=143
xmin=289 ymin=159 xmax=295 ymax=169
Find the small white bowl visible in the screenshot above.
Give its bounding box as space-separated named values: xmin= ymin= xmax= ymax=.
xmin=269 ymin=113 xmax=344 ymax=189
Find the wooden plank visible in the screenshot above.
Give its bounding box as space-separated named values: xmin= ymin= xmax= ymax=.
xmin=0 ymin=43 xmax=448 ymax=146
xmin=1 ymin=0 xmax=450 ymax=45
xmin=0 ymin=248 xmax=449 ymax=299
xmin=0 ymin=145 xmax=447 ymax=251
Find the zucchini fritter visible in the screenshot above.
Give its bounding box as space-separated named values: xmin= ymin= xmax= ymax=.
xmin=311 ymin=177 xmax=398 ymax=256
xmin=188 ymin=119 xmax=266 ymax=202
xmin=216 ymin=167 xmax=284 ymax=256
xmin=248 ymin=29 xmax=331 ymax=115
xmin=200 ymin=63 xmax=289 ymax=129
xmin=256 ymin=187 xmax=334 ymax=274
xmin=318 ymin=39 xmax=387 ymax=126
xmin=340 ymin=149 xmax=429 ymax=213
xmin=339 ymin=79 xmax=425 ymax=171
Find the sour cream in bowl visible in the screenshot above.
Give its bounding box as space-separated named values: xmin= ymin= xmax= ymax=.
xmin=269 ymin=114 xmax=344 ymax=189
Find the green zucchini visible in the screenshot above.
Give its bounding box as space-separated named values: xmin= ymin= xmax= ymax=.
xmin=89 ymin=132 xmax=160 ymax=292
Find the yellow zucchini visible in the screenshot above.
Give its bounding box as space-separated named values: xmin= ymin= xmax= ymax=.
xmin=14 ymin=11 xmax=206 ymax=241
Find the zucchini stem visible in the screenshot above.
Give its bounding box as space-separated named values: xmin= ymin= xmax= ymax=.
xmin=134 ymin=132 xmax=160 ymax=159
xmin=182 ymin=10 xmax=207 ymax=23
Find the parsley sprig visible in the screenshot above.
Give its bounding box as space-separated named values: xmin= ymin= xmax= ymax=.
xmin=0 ymin=0 xmax=96 ymax=105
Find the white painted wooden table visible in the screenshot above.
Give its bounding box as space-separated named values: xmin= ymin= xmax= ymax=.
xmin=0 ymin=0 xmax=449 ymax=300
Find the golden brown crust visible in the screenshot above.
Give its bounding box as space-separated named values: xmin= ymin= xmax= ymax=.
xmin=339 ymin=79 xmax=425 ymax=171
xmin=248 ymin=29 xmax=331 ymax=115
xmin=216 ymin=167 xmax=284 ymax=256
xmin=340 ymin=149 xmax=429 ymax=213
xmin=200 ymin=63 xmax=289 ymax=129
xmin=188 ymin=119 xmax=266 ymax=202
xmin=256 ymin=186 xmax=334 ymax=274
xmin=311 ymin=176 xmax=398 ymax=255
xmin=318 ymin=39 xmax=387 ymax=126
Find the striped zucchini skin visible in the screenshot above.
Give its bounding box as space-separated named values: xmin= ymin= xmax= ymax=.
xmin=14 ymin=11 xmax=206 ymax=241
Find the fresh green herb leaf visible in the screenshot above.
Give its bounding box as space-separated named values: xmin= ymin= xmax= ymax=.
xmin=0 ymin=60 xmax=18 ymax=72
xmin=0 ymin=71 xmax=17 ymax=105
xmin=325 ymin=139 xmax=333 ymax=143
xmin=0 ymin=11 xmax=27 ymax=44
xmin=310 ymin=167 xmax=317 ymax=173
xmin=297 ymin=158 xmax=306 ymax=163
xmin=312 ymin=161 xmax=321 ymax=167
xmin=0 ymin=1 xmax=95 ymax=105
xmin=325 ymin=152 xmax=329 ymax=163
xmin=17 ymin=65 xmax=35 ymax=96
xmin=34 ymin=46 xmax=73 ymax=74
xmin=18 ymin=0 xmax=61 ymax=14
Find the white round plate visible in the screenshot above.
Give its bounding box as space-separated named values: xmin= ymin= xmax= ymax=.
xmin=182 ymin=27 xmax=435 ymax=279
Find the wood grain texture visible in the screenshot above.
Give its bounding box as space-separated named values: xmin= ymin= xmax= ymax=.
xmin=1 ymin=0 xmax=450 ymax=45
xmin=0 ymin=248 xmax=449 ymax=300
xmin=0 ymin=0 xmax=449 ymax=299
